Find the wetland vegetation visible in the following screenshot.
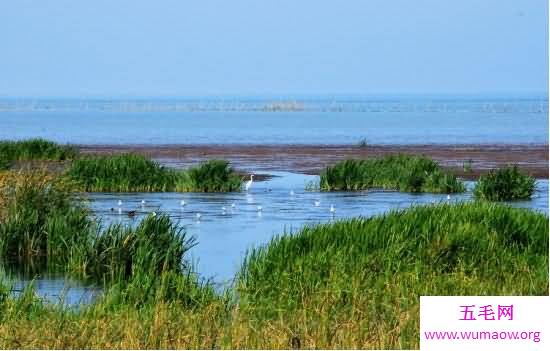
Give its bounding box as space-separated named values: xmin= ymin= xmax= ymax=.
xmin=0 ymin=138 xmax=78 ymax=170
xmin=473 ymin=165 xmax=536 ymax=201
xmin=0 ymin=139 xmax=548 ymax=348
xmin=65 ymin=155 xmax=242 ymax=192
xmin=319 ymin=154 xmax=465 ymax=193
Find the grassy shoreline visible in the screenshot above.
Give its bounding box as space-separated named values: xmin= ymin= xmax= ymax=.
xmin=1 ymin=193 xmax=547 ymax=348
xmin=0 ymin=139 xmax=548 ymax=348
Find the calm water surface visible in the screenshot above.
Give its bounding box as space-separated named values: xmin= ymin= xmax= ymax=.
xmin=1 ymin=98 xmax=547 ymax=144
xmin=3 ymin=173 xmax=548 ymax=305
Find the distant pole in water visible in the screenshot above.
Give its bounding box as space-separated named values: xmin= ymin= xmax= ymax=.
xmin=245 ymin=175 xmax=254 ymax=192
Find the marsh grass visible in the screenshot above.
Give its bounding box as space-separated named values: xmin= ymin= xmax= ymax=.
xmin=0 ymin=202 xmax=546 ymax=348
xmin=320 ymin=154 xmax=465 ymax=193
xmin=65 ymin=154 xmax=241 ymax=192
xmin=0 ymin=171 xmax=93 ymax=268
xmin=237 ymin=202 xmax=548 ymax=348
xmin=0 ymin=139 xmax=78 ymax=169
xmin=474 ymin=165 xmax=536 ymax=201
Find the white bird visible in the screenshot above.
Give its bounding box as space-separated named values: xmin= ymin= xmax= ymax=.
xmin=290 ymin=190 xmax=295 ymax=196
xmin=117 ymin=200 xmax=123 ymax=207
xmin=222 ymin=206 xmax=226 ymax=213
xmin=257 ymin=205 xmax=263 ymax=212
xmin=152 ymin=211 xmax=157 ymax=217
xmin=446 ymin=194 xmax=451 ymax=200
xmin=141 ymin=200 xmax=146 ymax=206
xmin=231 ymin=203 xmax=236 ymax=208
xmin=180 ymin=200 xmax=186 ymax=207
xmin=196 ymin=213 xmax=202 ymax=220
xmin=314 ymin=200 xmax=320 ymax=207
xmin=245 ymin=175 xmax=254 ymax=192
xmin=330 ymin=204 xmax=336 ymax=214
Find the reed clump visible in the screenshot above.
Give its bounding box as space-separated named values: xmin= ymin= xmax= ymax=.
xmin=0 ymin=170 xmax=93 ymax=268
xmin=473 ymin=165 xmax=535 ymax=201
xmin=237 ymin=202 xmax=548 ymax=348
xmin=0 ymin=194 xmax=547 ymax=348
xmin=320 ymin=154 xmax=465 ymax=193
xmin=0 ymin=139 xmax=78 ymax=169
xmin=65 ymin=154 xmax=241 ymax=192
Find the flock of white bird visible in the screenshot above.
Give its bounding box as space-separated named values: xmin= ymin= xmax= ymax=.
xmin=112 ymin=174 xmax=337 ymax=222
xmin=113 ymin=174 xmax=454 ymax=222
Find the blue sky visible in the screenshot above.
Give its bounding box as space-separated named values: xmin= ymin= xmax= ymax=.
xmin=0 ymin=0 xmax=547 ymax=97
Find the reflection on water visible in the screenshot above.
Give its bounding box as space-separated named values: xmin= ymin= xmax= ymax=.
xmin=5 ymin=172 xmax=547 ymax=304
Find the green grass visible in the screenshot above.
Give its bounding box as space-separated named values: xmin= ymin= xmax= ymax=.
xmin=320 ymin=154 xmax=465 ymax=193
xmin=65 ymin=154 xmax=241 ymax=192
xmin=0 ymin=171 xmax=93 ymax=268
xmin=0 ymin=201 xmax=546 ymax=348
xmin=237 ymin=202 xmax=548 ymax=348
xmin=474 ymin=165 xmax=536 ymax=201
xmin=0 ymin=139 xmax=78 ymax=169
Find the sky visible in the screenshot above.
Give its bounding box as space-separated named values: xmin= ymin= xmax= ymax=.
xmin=0 ymin=0 xmax=547 ymax=97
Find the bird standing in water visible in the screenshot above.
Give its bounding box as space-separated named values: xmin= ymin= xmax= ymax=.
xmin=245 ymin=175 xmax=254 ymax=192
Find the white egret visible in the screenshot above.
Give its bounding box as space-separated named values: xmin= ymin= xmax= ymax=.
xmin=231 ymin=203 xmax=236 ymax=208
xmin=257 ymin=205 xmax=263 ymax=212
xmin=446 ymin=194 xmax=451 ymax=200
xmin=222 ymin=206 xmax=226 ymax=213
xmin=180 ymin=200 xmax=186 ymax=207
xmin=245 ymin=175 xmax=254 ymax=192
xmin=117 ymin=200 xmax=123 ymax=207
xmin=141 ymin=200 xmax=146 ymax=206
xmin=152 ymin=211 xmax=157 ymax=217
xmin=330 ymin=204 xmax=336 ymax=214
xmin=314 ymin=200 xmax=320 ymax=207
xmin=196 ymin=213 xmax=202 ymax=220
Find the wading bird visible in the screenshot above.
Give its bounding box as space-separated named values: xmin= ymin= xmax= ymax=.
xmin=180 ymin=199 xmax=186 ymax=207
xmin=245 ymin=175 xmax=254 ymax=192
xmin=196 ymin=213 xmax=202 ymax=220
xmin=257 ymin=205 xmax=263 ymax=212
xmin=141 ymin=200 xmax=146 ymax=206
xmin=330 ymin=204 xmax=336 ymax=215
xmin=117 ymin=200 xmax=123 ymax=207
xmin=314 ymin=200 xmax=320 ymax=207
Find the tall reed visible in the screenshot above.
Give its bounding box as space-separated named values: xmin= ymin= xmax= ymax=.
xmin=0 ymin=138 xmax=78 ymax=169
xmin=65 ymin=154 xmax=242 ymax=192
xmin=474 ymin=165 xmax=536 ymax=201
xmin=320 ymin=154 xmax=465 ymax=193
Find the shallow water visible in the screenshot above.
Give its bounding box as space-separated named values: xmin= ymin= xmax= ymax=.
xmin=86 ymin=173 xmax=549 ymax=284
xmin=4 ymin=173 xmax=548 ymax=304
xmin=1 ymin=97 xmax=547 ymax=145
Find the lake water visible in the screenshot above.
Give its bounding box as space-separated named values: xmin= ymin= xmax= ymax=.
xmin=4 ymin=173 xmax=547 ymax=305
xmin=0 ymin=97 xmax=547 ymax=145
xmin=1 ymin=96 xmax=548 ymax=305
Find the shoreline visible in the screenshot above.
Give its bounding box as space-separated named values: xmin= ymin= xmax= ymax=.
xmin=78 ymin=143 xmax=549 ymax=180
